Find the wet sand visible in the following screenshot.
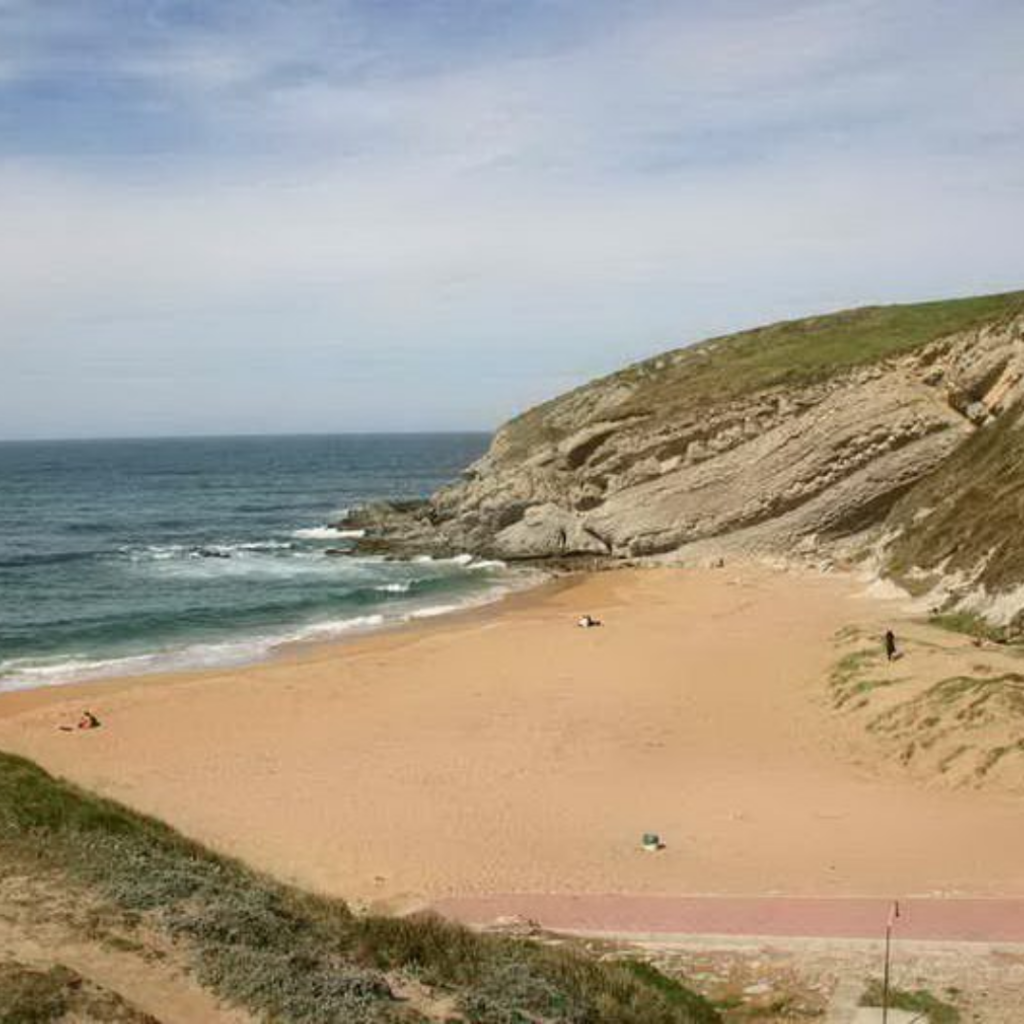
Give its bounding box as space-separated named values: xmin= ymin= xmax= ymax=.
xmin=0 ymin=564 xmax=1021 ymax=911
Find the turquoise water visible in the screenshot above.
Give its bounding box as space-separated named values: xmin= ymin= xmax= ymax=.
xmin=0 ymin=434 xmax=514 ymax=691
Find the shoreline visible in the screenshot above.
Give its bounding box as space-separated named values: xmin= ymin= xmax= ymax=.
xmin=2 ymin=561 xmax=1023 ymax=912
xmin=0 ymin=559 xmax=557 ymax=704
xmin=0 ymin=566 xmax=575 ymax=721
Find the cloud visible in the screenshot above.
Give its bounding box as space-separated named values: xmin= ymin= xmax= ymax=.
xmin=0 ymin=1 xmax=1022 ymax=437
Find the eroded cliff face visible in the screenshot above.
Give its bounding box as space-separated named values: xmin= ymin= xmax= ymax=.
xmin=346 ymin=301 xmax=1022 ymax=554
xmin=437 ymin=371 xmax=961 ymax=560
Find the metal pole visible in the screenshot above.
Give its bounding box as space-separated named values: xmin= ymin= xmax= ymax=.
xmin=882 ymin=919 xmax=892 ymax=1024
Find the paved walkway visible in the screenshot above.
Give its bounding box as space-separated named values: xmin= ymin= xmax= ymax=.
xmin=433 ymin=894 xmax=1024 ymax=943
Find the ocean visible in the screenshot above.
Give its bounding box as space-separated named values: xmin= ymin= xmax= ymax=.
xmin=0 ymin=433 xmax=520 ymax=692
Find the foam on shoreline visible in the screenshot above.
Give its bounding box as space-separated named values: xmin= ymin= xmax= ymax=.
xmin=0 ymin=566 xmax=543 ymax=693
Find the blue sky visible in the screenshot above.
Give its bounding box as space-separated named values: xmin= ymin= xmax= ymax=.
xmin=1 ymin=0 xmax=1022 ymax=439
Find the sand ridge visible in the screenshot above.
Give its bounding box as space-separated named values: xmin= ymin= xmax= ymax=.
xmin=0 ymin=564 xmax=1022 ymax=909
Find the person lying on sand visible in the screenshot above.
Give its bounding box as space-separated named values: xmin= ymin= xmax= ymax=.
xmin=577 ymin=614 xmax=602 ymax=628
xmin=58 ymin=710 xmax=101 ymax=732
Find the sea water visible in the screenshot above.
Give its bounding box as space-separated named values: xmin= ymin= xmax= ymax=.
xmin=0 ymin=434 xmax=517 ymax=691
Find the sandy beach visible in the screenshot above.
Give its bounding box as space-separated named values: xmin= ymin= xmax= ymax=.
xmin=1 ymin=564 xmax=1022 ymax=913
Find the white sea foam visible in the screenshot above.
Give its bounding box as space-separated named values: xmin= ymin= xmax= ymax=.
xmin=407 ymin=604 xmax=461 ymax=619
xmin=0 ymin=638 xmax=274 ymax=692
xmin=289 ymin=615 xmax=386 ymax=641
xmin=127 ymin=539 xmax=296 ymax=563
xmin=291 ymin=526 xmax=365 ymax=540
xmin=374 ymin=581 xmax=413 ymax=593
xmin=124 ymin=543 xmax=187 ymax=562
xmin=151 ymin=552 xmax=334 ymax=581
xmin=0 ymin=613 xmax=385 ymax=691
xmin=411 ymin=552 xmax=504 ymax=570
xmin=468 ymin=558 xmax=506 ymax=570
xmin=0 ymin=563 xmax=537 ymax=693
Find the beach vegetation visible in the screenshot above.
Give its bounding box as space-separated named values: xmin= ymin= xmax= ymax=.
xmin=859 ymin=979 xmax=960 ymax=1023
xmin=0 ymin=752 xmax=719 ymax=1023
xmin=0 ymin=963 xmax=77 ymax=1024
xmin=828 ymin=648 xmax=898 ymax=708
xmin=832 ymin=625 xmax=865 ymax=644
xmin=0 ymin=961 xmax=156 ymax=1023
xmin=928 ymin=610 xmax=1009 ymax=644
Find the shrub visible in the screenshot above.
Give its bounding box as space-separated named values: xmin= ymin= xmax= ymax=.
xmin=0 ymin=752 xmax=718 ymax=1023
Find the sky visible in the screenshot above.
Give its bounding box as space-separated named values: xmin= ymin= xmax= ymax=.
xmin=1 ymin=0 xmax=1022 ymax=440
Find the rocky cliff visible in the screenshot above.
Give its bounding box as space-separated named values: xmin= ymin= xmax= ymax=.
xmin=342 ymin=290 xmax=1024 ymax=626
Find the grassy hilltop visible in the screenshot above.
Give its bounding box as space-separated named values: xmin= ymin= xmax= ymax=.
xmin=502 ymin=289 xmax=1024 ymax=459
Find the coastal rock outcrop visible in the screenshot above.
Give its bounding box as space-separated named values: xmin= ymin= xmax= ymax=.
xmin=342 ymin=292 xmax=1024 ymax=625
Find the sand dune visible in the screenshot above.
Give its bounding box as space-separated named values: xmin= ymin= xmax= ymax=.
xmin=1 ymin=565 xmax=1022 ymax=911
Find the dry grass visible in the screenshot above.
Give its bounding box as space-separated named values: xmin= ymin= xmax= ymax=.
xmin=828 ymin=630 xmax=1024 ymax=790
xmin=860 ymin=979 xmax=960 ymax=1023
xmin=0 ymin=751 xmax=719 ymax=1024
xmin=0 ymin=961 xmax=158 ymax=1023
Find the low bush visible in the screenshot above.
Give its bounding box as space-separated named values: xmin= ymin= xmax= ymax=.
xmin=0 ymin=752 xmax=718 ymax=1023
xmin=860 ymin=979 xmax=960 ymax=1023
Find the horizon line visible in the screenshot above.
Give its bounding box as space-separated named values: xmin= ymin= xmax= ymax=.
xmin=0 ymin=428 xmax=496 ymax=445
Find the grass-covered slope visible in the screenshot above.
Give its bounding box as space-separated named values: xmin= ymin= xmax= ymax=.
xmin=0 ymin=962 xmax=158 ymax=1023
xmin=884 ymin=396 xmax=1024 ymax=622
xmin=613 ymin=290 xmax=1024 ymax=403
xmin=500 ymin=290 xmax=1024 ymax=459
xmin=0 ymin=752 xmax=718 ymax=1024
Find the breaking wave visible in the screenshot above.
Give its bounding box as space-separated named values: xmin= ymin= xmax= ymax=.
xmin=0 ymin=613 xmax=389 ymax=692
xmin=291 ymin=526 xmax=365 ymax=540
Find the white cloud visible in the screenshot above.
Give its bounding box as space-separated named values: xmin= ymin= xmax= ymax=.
xmin=0 ymin=1 xmax=1022 ymax=437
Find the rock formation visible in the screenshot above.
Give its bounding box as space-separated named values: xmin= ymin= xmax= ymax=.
xmin=340 ymin=291 xmax=1024 ymax=627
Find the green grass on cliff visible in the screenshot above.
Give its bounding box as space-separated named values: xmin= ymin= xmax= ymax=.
xmin=884 ymin=397 xmax=1024 ymax=607
xmin=655 ymin=290 xmax=1024 ymax=400
xmin=0 ymin=751 xmax=718 ymax=1024
xmin=506 ymin=290 xmax=1024 ymax=453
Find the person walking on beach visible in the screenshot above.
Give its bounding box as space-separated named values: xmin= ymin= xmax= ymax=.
xmin=884 ymin=629 xmax=898 ymax=662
